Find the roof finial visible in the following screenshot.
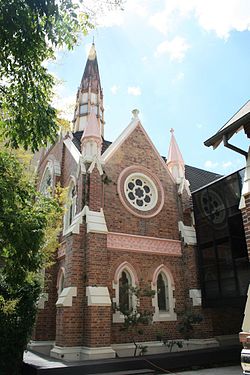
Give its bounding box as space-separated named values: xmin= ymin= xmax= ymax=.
xmin=132 ymin=109 xmax=139 ymax=119
xmin=92 ymin=36 xmax=95 ymax=45
xmin=88 ymin=42 xmax=96 ymax=61
xmin=170 ymin=128 xmax=174 ymax=134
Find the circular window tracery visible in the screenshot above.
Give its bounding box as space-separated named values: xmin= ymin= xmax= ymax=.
xmin=201 ymin=190 xmax=226 ymax=225
xmin=117 ymin=166 xmax=164 ymax=218
xmin=124 ymin=173 xmax=158 ymax=211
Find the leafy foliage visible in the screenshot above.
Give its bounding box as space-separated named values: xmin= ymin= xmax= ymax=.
xmin=0 ymin=150 xmax=63 ymax=374
xmin=0 ymin=0 xmax=92 ymax=151
xmin=0 ymin=1 xmax=124 ymax=373
xmin=115 ymin=285 xmax=155 ymax=357
xmin=0 ymin=0 xmax=123 ymax=151
xmin=177 ymin=310 xmax=203 ymax=340
xmin=156 ymin=331 xmax=183 ymax=353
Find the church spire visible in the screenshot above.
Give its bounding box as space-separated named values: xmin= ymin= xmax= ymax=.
xmin=167 ymin=128 xmax=185 ymax=181
xmin=72 ymin=43 xmax=105 ymax=136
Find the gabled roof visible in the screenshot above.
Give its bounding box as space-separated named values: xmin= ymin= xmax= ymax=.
xmin=72 ymin=133 xmax=221 ymax=193
xmin=204 ymin=100 xmax=250 ymax=149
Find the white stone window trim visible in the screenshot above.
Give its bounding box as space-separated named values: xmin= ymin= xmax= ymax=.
xmin=63 ymin=176 xmax=77 ymax=232
xmin=56 ymin=286 xmax=77 ymax=307
xmin=112 ymin=261 xmax=139 ymax=323
xmin=124 ymin=172 xmax=158 ymax=212
xmin=152 ymin=265 xmax=177 ymax=322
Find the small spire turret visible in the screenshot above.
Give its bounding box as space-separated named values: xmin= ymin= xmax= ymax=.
xmin=167 ymin=129 xmax=185 ymax=181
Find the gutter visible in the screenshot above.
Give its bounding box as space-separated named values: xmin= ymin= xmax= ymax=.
xmin=223 ymin=134 xmax=248 ymax=159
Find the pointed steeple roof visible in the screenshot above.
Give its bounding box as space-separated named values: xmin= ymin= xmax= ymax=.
xmin=80 ymin=43 xmax=101 ymax=92
xmin=81 ymin=107 xmax=102 ymax=143
xmin=167 ymin=128 xmax=184 ymax=167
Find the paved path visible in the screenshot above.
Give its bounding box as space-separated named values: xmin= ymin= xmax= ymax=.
xmin=168 ymin=365 xmax=242 ymax=375
xmin=24 ymin=352 xmax=242 ymax=375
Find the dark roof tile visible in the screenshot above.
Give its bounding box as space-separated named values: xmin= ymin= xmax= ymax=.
xmin=185 ymin=165 xmax=222 ymax=192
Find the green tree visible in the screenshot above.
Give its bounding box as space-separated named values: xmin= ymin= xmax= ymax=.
xmin=0 ymin=150 xmax=64 ymax=374
xmin=0 ymin=0 xmax=123 ymax=151
xmin=0 ymin=1 xmax=123 ymax=373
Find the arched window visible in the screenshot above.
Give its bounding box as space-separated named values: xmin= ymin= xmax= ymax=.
xmin=119 ymin=270 xmax=132 ymax=312
xmin=64 ymin=179 xmax=77 ymax=230
xmin=152 ymin=265 xmax=177 ymax=322
xmin=68 ymin=185 xmax=76 ymax=226
xmin=113 ymin=262 xmax=138 ymax=323
xmin=157 ymin=272 xmax=169 ymax=312
xmin=40 ymin=165 xmax=53 ymax=196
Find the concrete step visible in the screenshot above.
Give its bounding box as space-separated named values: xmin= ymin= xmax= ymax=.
xmin=94 ymin=370 xmax=155 ymax=375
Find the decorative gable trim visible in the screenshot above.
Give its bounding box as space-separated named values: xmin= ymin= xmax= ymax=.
xmin=64 ymin=138 xmax=81 ymax=163
xmin=102 ymin=116 xmax=139 ymax=162
xmin=102 ymin=119 xmax=175 ymax=183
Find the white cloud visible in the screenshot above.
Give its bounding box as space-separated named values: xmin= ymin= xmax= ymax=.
xmin=125 ymin=0 xmax=150 ymax=18
xmin=149 ymin=9 xmax=173 ymax=35
xmin=204 ymin=160 xmax=218 ymax=169
xmin=149 ymin=0 xmax=250 ymax=39
xmin=191 ymin=0 xmax=250 ymax=39
xmin=52 ymin=82 xmax=75 ymax=121
xmin=196 ymin=123 xmax=203 ymax=129
xmin=95 ymin=9 xmax=124 ymax=28
xmin=128 ymin=86 xmax=141 ymax=96
xmin=155 ymin=37 xmax=190 ymax=61
xmin=172 ymin=71 xmax=184 ymax=84
xmin=111 ymin=84 xmax=119 ymax=95
xmin=222 ymin=161 xmax=233 ymax=169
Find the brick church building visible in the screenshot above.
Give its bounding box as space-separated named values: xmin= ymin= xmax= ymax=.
xmin=30 ymin=43 xmax=250 ymax=361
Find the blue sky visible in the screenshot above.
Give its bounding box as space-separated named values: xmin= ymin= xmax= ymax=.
xmin=50 ymin=0 xmax=250 ymax=175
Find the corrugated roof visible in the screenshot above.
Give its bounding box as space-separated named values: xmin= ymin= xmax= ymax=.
xmin=72 ymin=132 xmax=222 ymax=192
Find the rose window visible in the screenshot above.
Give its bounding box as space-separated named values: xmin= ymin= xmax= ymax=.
xmin=124 ymin=174 xmax=158 ymax=211
xmin=201 ymin=190 xmax=226 ymax=224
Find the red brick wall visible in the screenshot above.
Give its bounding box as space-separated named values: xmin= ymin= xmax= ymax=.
xmin=33 ymin=262 xmax=57 ymax=341
xmin=103 ymin=125 xmax=180 ymax=240
xmin=55 ymin=229 xmax=85 ymax=347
